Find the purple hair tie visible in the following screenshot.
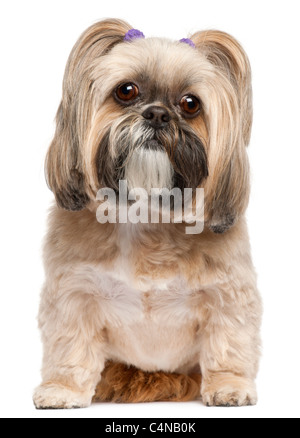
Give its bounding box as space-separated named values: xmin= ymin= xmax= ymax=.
xmin=179 ymin=38 xmax=196 ymax=49
xmin=124 ymin=29 xmax=195 ymax=49
xmin=124 ymin=29 xmax=145 ymax=42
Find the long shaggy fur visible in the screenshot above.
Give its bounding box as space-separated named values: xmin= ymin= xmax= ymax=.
xmin=93 ymin=362 xmax=202 ymax=403
xmin=34 ymin=19 xmax=262 ymax=410
xmin=96 ymin=113 xmax=208 ymax=194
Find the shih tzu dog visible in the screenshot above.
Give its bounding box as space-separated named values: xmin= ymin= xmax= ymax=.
xmin=33 ymin=19 xmax=262 ymax=409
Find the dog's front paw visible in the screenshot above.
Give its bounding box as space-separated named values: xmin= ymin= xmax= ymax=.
xmin=201 ymin=374 xmax=257 ymax=407
xmin=33 ymin=383 xmax=92 ymax=410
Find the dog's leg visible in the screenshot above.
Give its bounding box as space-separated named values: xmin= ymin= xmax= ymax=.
xmin=199 ymin=285 xmax=261 ymax=407
xmin=33 ymin=287 xmax=106 ymax=409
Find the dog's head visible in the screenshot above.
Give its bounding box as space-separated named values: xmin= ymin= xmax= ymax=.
xmin=46 ymin=19 xmax=252 ymax=233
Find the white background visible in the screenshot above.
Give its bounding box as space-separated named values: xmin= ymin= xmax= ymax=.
xmin=0 ymin=0 xmax=299 ymax=419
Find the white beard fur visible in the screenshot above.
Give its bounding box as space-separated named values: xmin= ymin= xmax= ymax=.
xmin=124 ymin=148 xmax=174 ymax=193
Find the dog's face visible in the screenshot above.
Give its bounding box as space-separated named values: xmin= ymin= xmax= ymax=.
xmin=46 ymin=19 xmax=252 ymax=233
xmin=93 ymin=38 xmax=209 ymax=196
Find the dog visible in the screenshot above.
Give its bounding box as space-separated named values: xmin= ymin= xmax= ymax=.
xmin=33 ymin=19 xmax=262 ymax=409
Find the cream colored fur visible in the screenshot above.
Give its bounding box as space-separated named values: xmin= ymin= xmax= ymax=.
xmin=34 ymin=19 xmax=262 ymax=409
xmin=34 ymin=209 xmax=261 ymax=408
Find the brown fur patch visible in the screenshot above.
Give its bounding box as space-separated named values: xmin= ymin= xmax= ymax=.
xmin=93 ymin=362 xmax=201 ymax=403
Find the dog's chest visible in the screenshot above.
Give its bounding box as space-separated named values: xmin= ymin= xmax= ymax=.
xmin=97 ymin=257 xmax=195 ymax=328
xmin=98 ymin=242 xmax=200 ymax=372
xmin=69 ymin=225 xmax=202 ymax=371
xmin=97 ymin=225 xmax=196 ymax=326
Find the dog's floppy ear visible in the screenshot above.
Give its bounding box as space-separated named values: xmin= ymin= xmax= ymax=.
xmin=191 ymin=30 xmax=252 ymax=233
xmin=45 ymin=19 xmax=132 ymax=211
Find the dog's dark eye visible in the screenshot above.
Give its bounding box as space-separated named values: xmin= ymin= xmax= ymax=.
xmin=180 ymin=95 xmax=201 ymax=116
xmin=115 ymin=83 xmax=139 ymax=102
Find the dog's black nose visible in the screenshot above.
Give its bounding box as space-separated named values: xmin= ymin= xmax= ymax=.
xmin=142 ymin=106 xmax=171 ymax=129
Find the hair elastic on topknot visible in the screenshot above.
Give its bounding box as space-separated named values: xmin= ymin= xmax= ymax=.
xmin=179 ymin=38 xmax=196 ymax=48
xmin=124 ymin=29 xmax=195 ymax=49
xmin=124 ymin=29 xmax=145 ymax=42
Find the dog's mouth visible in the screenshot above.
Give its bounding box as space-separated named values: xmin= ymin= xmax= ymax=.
xmin=142 ymin=139 xmax=164 ymax=151
xmin=96 ymin=121 xmax=209 ymax=194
